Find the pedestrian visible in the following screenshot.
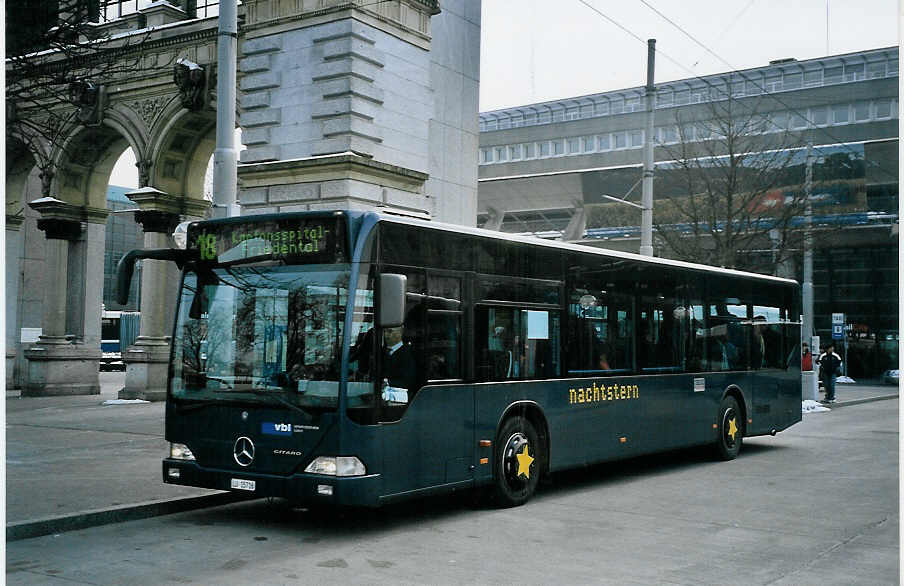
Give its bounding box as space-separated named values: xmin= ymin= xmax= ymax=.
xmin=801 ymin=342 xmax=813 ymax=371
xmin=817 ymin=343 xmax=843 ymax=403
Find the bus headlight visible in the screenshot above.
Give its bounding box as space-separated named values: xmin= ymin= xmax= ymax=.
xmin=170 ymin=442 xmax=195 ymax=461
xmin=304 ymin=456 xmax=366 ymax=477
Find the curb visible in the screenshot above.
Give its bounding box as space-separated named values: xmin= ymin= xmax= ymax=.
xmin=829 ymin=394 xmax=899 ymax=409
xmin=6 ymin=492 xmax=255 ymax=542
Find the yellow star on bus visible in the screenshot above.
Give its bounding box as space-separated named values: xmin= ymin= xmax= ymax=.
xmin=727 ymin=417 xmax=738 ymax=441
xmin=516 ymin=444 xmax=534 ymax=478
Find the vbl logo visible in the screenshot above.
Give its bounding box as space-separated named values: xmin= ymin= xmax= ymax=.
xmin=262 ymin=422 xmax=292 ymax=436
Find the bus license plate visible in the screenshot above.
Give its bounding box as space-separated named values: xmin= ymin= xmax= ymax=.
xmin=230 ymin=478 xmax=256 ymax=491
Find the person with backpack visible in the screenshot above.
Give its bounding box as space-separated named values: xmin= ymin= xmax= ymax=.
xmin=818 ymin=343 xmax=843 ymax=403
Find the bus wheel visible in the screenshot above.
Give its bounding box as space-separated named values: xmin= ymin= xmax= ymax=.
xmin=493 ymin=416 xmax=541 ymax=507
xmin=715 ymin=396 xmax=743 ymax=461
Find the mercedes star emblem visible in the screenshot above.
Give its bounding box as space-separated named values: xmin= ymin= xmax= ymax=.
xmin=233 ymin=436 xmax=255 ymax=467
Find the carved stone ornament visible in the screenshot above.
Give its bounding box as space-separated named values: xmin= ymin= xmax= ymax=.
xmin=131 ymin=96 xmax=170 ymax=129
xmin=173 ymin=58 xmax=208 ymax=112
xmin=68 ymin=80 xmax=105 ymax=125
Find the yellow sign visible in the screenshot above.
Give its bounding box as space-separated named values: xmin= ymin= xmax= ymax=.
xmin=569 ymin=381 xmax=640 ymax=405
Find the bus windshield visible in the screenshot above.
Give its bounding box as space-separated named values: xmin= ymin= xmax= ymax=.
xmin=171 ymin=264 xmax=351 ymax=411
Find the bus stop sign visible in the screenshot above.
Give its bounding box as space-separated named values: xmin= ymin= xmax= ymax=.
xmin=832 ymin=313 xmax=845 ymax=340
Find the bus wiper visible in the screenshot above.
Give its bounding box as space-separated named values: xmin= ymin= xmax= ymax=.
xmin=204 ymin=376 xmax=233 ymax=389
xmin=245 ymin=388 xmax=312 ymax=417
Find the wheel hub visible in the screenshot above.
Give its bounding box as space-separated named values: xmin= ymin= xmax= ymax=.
xmin=503 ymin=432 xmax=533 ymax=485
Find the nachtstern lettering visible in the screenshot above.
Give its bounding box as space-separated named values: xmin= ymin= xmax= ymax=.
xmin=569 ymin=381 xmax=640 ymax=405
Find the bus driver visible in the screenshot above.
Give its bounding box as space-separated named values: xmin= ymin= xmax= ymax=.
xmin=382 ymin=326 xmax=416 ymax=403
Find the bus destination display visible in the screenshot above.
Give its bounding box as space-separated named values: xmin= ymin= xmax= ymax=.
xmin=189 ymin=217 xmax=346 ymax=264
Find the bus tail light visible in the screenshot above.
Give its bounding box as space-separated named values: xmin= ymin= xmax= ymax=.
xmin=305 ymin=456 xmax=366 ymax=477
xmin=170 ymin=443 xmax=195 ymax=461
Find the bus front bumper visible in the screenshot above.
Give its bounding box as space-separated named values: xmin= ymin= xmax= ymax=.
xmin=162 ymin=459 xmax=383 ymax=507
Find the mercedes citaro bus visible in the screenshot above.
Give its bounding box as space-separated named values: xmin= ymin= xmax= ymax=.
xmin=117 ymin=210 xmax=801 ymax=507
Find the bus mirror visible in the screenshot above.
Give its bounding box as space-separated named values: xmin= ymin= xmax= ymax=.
xmin=116 ymin=248 xmax=192 ymax=305
xmin=378 ymin=274 xmax=407 ymax=328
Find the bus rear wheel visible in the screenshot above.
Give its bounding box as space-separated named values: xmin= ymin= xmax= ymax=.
xmin=715 ymin=396 xmax=743 ymax=460
xmin=493 ymin=416 xmax=541 ymax=507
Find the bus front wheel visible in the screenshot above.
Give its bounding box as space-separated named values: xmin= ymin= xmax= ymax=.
xmin=715 ymin=396 xmax=743 ymax=460
xmin=493 ymin=416 xmax=541 ymax=507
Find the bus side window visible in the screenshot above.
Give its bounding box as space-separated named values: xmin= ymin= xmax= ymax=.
xmin=476 ymin=307 xmax=560 ymax=381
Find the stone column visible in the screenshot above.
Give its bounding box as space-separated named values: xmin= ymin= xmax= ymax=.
xmin=236 ymin=0 xmax=442 ymax=216
xmin=6 ymin=214 xmax=24 ymax=389
xmin=23 ymin=198 xmax=102 ymax=396
xmin=119 ymin=187 xmax=208 ymax=401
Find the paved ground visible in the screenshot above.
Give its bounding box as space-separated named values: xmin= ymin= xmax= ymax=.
xmin=5 ymin=396 xmax=898 ymax=585
xmin=5 ymin=372 xmax=898 ymax=541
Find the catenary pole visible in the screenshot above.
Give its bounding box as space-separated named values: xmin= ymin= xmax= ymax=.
xmin=802 ymin=142 xmax=818 ymax=400
xmin=640 ymin=39 xmax=656 ymax=256
xmin=212 ymin=0 xmax=239 ymax=218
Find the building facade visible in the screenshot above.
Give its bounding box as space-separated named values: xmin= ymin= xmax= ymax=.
xmin=478 ymin=47 xmax=898 ymax=378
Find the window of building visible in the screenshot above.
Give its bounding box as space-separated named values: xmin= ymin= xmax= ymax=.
xmin=511 ymin=115 xmax=523 ymax=127
xmin=539 ymin=141 xmax=550 ymax=157
xmin=731 ymin=81 xmax=744 ymax=97
xmin=888 ymin=58 xmax=898 ymax=76
xmin=102 ymin=0 xmax=154 ymax=20
xmin=611 ymin=99 xmax=624 ymax=114
xmin=538 ymin=111 xmax=551 ymax=124
xmin=659 ymin=126 xmax=678 ymax=144
xmin=612 ymin=132 xmax=627 ymax=149
xmin=582 ymin=135 xmax=595 ymax=152
xmin=580 ymin=104 xmax=594 ymax=118
xmin=696 ymin=122 xmax=712 ymax=140
xmin=764 ymin=73 xmax=782 ymax=92
xmin=679 ymin=125 xmax=695 ymax=141
xmin=783 ymin=72 xmax=802 ymax=90
xmin=854 ymin=101 xmax=871 ymax=122
xmin=481 ymin=148 xmax=493 ymax=164
xmin=690 ymin=87 xmax=707 ymax=103
xmin=790 ymin=112 xmax=808 ymax=129
xmin=810 ymin=106 xmax=828 ymax=126
xmin=567 ymin=138 xmax=580 ymax=154
xmin=552 ymin=109 xmax=565 ymax=122
xmin=485 ymin=119 xmax=498 ymax=131
xmin=803 ymin=70 xmax=822 ymax=87
xmin=523 ymin=143 xmax=535 ymax=159
xmin=867 ymin=61 xmax=886 ymax=78
xmin=509 ymin=145 xmax=521 ymax=160
xmin=595 ymin=102 xmax=610 ymax=116
xmin=844 ymin=63 xmax=865 ymax=82
xmin=495 ymin=147 xmax=507 ymax=162
xmin=875 ymin=99 xmax=892 ymax=119
xmin=552 ymin=139 xmax=565 ymax=156
xmin=566 ymin=107 xmax=580 ymax=120
xmin=832 ymin=103 xmax=850 ymax=124
xmin=768 ymin=112 xmax=788 ymax=133
xmin=629 ymin=130 xmax=644 ymax=148
xmin=626 ymin=96 xmax=641 ymax=112
xmin=597 ymin=134 xmax=610 ymax=151
xmin=674 ymin=90 xmax=689 ymax=105
xmin=524 ymin=112 xmax=538 ymax=125
xmin=745 ymin=78 xmax=762 ymax=95
xmin=709 ymin=82 xmax=728 ymax=101
xmin=823 ymin=66 xmax=843 ymax=84
xmin=498 ymin=118 xmax=511 ymax=130
xmin=657 ymin=91 xmax=673 ymax=107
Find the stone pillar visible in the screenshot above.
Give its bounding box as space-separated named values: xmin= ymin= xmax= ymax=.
xmin=119 ymin=187 xmax=207 ymax=401
xmin=6 ymin=214 xmax=23 ymax=389
xmin=23 ymin=198 xmax=102 ymax=396
xmin=236 ymin=0 xmax=442 ymax=216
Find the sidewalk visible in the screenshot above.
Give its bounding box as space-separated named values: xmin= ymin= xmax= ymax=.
xmin=6 ymin=373 xmax=899 ymax=541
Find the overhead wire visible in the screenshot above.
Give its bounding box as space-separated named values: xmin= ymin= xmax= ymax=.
xmin=572 ymin=0 xmax=897 ymax=182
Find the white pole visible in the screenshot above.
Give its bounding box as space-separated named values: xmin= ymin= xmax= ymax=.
xmin=802 ymin=143 xmax=814 ymax=344
xmin=640 ymin=39 xmax=656 ymax=257
xmin=212 ymin=0 xmax=239 ymax=218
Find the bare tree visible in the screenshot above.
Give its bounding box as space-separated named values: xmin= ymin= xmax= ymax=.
xmin=5 ymin=1 xmax=172 ymax=186
xmin=650 ymin=96 xmax=810 ymax=274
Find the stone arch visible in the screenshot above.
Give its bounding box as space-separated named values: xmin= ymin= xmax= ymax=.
xmin=52 ymin=112 xmax=145 ymax=208
xmin=6 ymin=137 xmax=37 ymax=218
xmin=149 ymin=101 xmax=217 ymax=203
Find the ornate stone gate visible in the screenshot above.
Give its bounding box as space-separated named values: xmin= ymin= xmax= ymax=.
xmin=6 ymin=0 xmax=480 ymax=398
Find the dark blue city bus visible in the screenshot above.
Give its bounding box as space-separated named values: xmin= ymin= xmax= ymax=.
xmin=118 ymin=211 xmax=801 ymax=507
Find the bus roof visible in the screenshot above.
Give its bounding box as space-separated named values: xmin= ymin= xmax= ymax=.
xmin=373 ymin=212 xmax=799 ymax=287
